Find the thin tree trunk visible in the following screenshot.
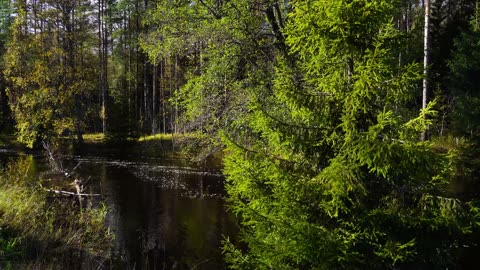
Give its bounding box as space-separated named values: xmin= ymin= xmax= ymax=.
xmin=72 ymin=3 xmax=83 ymax=143
xmin=174 ymin=56 xmax=178 ymax=134
xmin=125 ymin=9 xmax=132 ymax=131
xmin=144 ymin=59 xmax=148 ymax=131
xmin=152 ymin=64 xmax=157 ymax=134
xmin=169 ymin=57 xmax=173 ymax=133
xmin=161 ymin=59 xmax=166 ymax=133
xmin=32 ymin=0 xmax=37 ymax=34
xmin=421 ymin=0 xmax=430 ymax=141
xmin=103 ymin=0 xmax=109 ymax=134
xmin=135 ymin=0 xmax=141 ymax=128
xmin=98 ymin=0 xmax=106 ymax=134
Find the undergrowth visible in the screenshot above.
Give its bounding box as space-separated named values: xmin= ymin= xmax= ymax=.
xmin=0 ymin=156 xmax=113 ymax=269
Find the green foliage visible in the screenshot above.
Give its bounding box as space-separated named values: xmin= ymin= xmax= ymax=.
xmin=141 ymin=0 xmax=209 ymax=60
xmin=3 ymin=1 xmax=97 ymax=147
xmin=0 ymin=0 xmax=479 ymax=268
xmin=222 ymin=0 xmax=480 ymax=268
xmin=141 ymin=0 xmax=281 ymax=161
xmin=0 ymin=0 xmax=13 ymax=133
xmin=0 ymin=0 xmax=11 ymax=42
xmin=447 ymin=15 xmax=480 ymax=136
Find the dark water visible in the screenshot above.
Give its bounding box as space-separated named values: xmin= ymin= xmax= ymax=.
xmin=0 ymin=143 xmax=238 ymax=269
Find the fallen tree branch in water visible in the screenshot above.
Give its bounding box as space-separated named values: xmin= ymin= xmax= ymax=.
xmin=40 ymin=184 xmax=101 ymax=197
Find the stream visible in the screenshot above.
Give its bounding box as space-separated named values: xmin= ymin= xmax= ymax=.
xmin=0 ymin=143 xmax=238 ymax=269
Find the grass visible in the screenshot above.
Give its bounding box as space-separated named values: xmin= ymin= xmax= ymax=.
xmin=138 ymin=133 xmax=174 ymax=142
xmin=65 ymin=132 xmax=200 ymax=144
xmin=0 ymin=157 xmax=113 ymax=269
xmin=81 ymin=133 xmax=105 ymax=144
xmin=430 ymin=135 xmax=466 ymax=153
xmin=137 ymin=132 xmax=200 ymax=142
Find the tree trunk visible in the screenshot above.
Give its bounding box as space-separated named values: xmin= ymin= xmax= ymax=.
xmin=174 ymin=56 xmax=178 ymax=134
xmin=103 ymin=0 xmax=109 ymax=135
xmin=97 ymin=0 xmax=109 ymax=135
xmin=161 ymin=59 xmax=166 ymax=133
xmin=422 ymin=0 xmax=430 ymax=141
xmin=152 ymin=64 xmax=157 ymax=134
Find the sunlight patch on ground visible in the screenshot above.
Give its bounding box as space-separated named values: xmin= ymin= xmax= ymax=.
xmin=82 ymin=133 xmax=105 ymax=143
xmin=137 ymin=132 xmax=199 ymax=142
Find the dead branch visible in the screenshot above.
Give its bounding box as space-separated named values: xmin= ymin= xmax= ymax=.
xmin=40 ymin=184 xmax=101 ymax=197
xmin=42 ymin=141 xmax=63 ymax=172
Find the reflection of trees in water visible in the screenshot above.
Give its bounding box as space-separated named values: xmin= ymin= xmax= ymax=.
xmin=141 ymin=177 xmax=172 ymax=269
xmin=137 ymin=180 xmax=228 ymax=269
xmin=140 ymin=178 xmax=184 ymax=269
xmin=130 ymin=164 xmax=225 ymax=199
xmin=97 ymin=164 xmax=141 ymax=268
xmin=70 ymin=157 xmax=235 ymax=269
xmin=141 ymin=230 xmax=171 ymax=269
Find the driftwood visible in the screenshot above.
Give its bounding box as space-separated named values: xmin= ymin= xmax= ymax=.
xmin=40 ymin=141 xmax=100 ymax=208
xmin=42 ymin=141 xmax=63 ymax=173
xmin=41 ymin=140 xmax=82 ymax=177
xmin=40 ymin=185 xmax=101 ymax=197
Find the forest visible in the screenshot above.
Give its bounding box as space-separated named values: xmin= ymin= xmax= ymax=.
xmin=1 ymin=0 xmax=480 ymax=269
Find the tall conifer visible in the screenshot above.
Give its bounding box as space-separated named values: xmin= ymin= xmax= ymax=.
xmin=223 ymin=0 xmax=480 ymax=268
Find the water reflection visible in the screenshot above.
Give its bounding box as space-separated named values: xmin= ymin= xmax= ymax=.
xmin=0 ymin=146 xmax=237 ymax=270
xmin=77 ymin=157 xmax=237 ymax=270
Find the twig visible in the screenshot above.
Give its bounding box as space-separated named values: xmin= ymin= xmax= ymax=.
xmin=191 ymin=259 xmax=211 ymax=270
xmin=82 ymin=176 xmax=92 ymax=186
xmin=65 ymin=161 xmax=82 ymax=178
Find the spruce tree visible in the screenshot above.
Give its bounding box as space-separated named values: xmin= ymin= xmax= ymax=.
xmin=223 ymin=0 xmax=480 ymax=268
xmin=447 ymin=2 xmax=480 ymax=136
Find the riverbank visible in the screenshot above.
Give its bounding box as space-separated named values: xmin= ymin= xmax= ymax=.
xmin=0 ymin=134 xmax=22 ymax=149
xmin=0 ymin=156 xmax=113 ymax=269
xmin=72 ymin=133 xmax=224 ymax=169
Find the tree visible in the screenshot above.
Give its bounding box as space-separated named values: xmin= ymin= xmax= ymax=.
xmin=223 ymin=0 xmax=480 ymax=268
xmin=105 ymin=0 xmax=159 ymax=137
xmin=0 ymin=0 xmax=13 ymax=131
xmin=98 ymin=0 xmax=110 ymax=134
xmin=447 ymin=0 xmax=480 ymax=136
xmin=4 ymin=0 xmax=97 ymax=146
xmin=141 ymin=0 xmax=283 ymax=160
xmin=422 ymin=0 xmax=431 ymax=141
xmin=423 ymin=0 xmax=477 ymax=136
